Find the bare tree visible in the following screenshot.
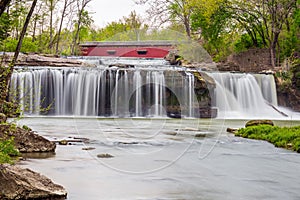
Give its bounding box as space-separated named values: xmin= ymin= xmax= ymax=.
xmin=45 ymin=0 xmax=58 ymax=51
xmin=56 ymin=0 xmax=76 ymax=54
xmin=71 ymin=0 xmax=92 ymax=55
xmin=136 ymin=0 xmax=192 ymax=37
xmin=229 ymin=0 xmax=297 ymax=67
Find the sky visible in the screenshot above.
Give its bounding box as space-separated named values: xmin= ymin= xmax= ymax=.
xmin=88 ymin=0 xmax=148 ymax=28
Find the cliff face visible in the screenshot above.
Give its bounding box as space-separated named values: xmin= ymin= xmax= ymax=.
xmin=277 ymin=63 xmax=300 ymax=112
xmin=216 ymin=48 xmax=300 ymax=113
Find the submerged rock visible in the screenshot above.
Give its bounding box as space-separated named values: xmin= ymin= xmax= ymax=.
xmin=0 ymin=124 xmax=56 ymax=153
xmin=58 ymin=140 xmax=68 ymax=145
xmin=0 ymin=164 xmax=67 ymax=199
xmin=245 ymin=120 xmax=274 ymax=127
xmin=82 ymin=147 xmax=96 ymax=151
xmin=97 ymin=153 xmax=114 ymax=158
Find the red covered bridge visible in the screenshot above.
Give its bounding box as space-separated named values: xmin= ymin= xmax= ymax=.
xmin=79 ymin=41 xmax=176 ymax=58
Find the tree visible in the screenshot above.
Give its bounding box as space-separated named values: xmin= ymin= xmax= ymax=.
xmin=227 ymin=0 xmax=297 ymax=67
xmin=56 ymin=0 xmax=76 ymax=54
xmin=0 ymin=0 xmax=11 ymax=17
xmin=191 ymin=1 xmax=232 ymax=60
xmin=0 ymin=0 xmax=37 ymax=117
xmin=136 ymin=0 xmax=193 ymax=37
xmin=71 ymin=0 xmax=92 ymax=55
xmin=45 ymin=0 xmax=58 ymax=50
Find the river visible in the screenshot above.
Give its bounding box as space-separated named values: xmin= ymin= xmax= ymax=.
xmin=17 ymin=117 xmax=300 ymax=200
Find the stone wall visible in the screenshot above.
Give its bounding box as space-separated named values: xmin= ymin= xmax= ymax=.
xmin=219 ymin=48 xmax=272 ymax=72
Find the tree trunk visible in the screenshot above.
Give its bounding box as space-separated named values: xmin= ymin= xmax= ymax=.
xmin=49 ymin=0 xmax=53 ymax=50
xmin=7 ymin=0 xmax=37 ymax=88
xmin=0 ymin=0 xmax=10 ymax=17
xmin=71 ymin=16 xmax=81 ymax=55
xmin=183 ymin=15 xmax=191 ymax=38
xmin=270 ymin=31 xmax=280 ymax=68
xmin=56 ymin=0 xmax=68 ymax=54
xmin=32 ymin=15 xmax=37 ymax=42
xmin=270 ymin=45 xmax=276 ymax=68
xmin=0 ymin=0 xmax=37 ymax=117
xmin=71 ymin=7 xmax=83 ymax=55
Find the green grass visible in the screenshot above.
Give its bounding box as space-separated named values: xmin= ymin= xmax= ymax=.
xmin=235 ymin=125 xmax=300 ymax=153
xmin=0 ymin=138 xmax=20 ymax=164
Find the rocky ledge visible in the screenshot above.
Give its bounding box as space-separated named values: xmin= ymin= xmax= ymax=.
xmin=1 ymin=52 xmax=93 ymax=67
xmin=0 ymin=124 xmax=56 ymax=153
xmin=0 ymin=164 xmax=67 ymax=199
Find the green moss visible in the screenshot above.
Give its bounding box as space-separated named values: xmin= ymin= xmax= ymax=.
xmin=235 ymin=125 xmax=300 ymax=152
xmin=0 ymin=137 xmax=20 ymax=164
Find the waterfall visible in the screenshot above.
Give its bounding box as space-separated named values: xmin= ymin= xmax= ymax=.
xmin=208 ymin=72 xmax=282 ymax=118
xmin=10 ymin=67 xmax=197 ymax=118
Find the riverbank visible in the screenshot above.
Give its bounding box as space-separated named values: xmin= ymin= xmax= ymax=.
xmin=0 ymin=122 xmax=67 ymax=199
xmin=234 ymin=124 xmax=300 ymax=153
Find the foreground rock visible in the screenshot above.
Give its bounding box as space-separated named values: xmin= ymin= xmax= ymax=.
xmin=0 ymin=124 xmax=56 ymax=153
xmin=0 ymin=164 xmax=67 ymax=199
xmin=245 ymin=120 xmax=274 ymax=127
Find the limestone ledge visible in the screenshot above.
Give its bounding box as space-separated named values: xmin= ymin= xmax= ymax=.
xmin=1 ymin=53 xmax=94 ymax=67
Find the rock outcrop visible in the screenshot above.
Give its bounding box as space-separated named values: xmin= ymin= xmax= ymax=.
xmin=220 ymin=48 xmax=272 ymax=72
xmin=245 ymin=120 xmax=274 ymax=127
xmin=0 ymin=124 xmax=56 ymax=153
xmin=277 ymin=62 xmax=300 ymax=112
xmin=0 ymin=164 xmax=67 ymax=200
xmin=1 ymin=53 xmax=92 ymax=67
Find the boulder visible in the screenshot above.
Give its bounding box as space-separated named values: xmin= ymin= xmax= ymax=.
xmin=0 ymin=164 xmax=67 ymax=199
xmin=226 ymin=127 xmax=238 ymax=133
xmin=245 ymin=120 xmax=274 ymax=127
xmin=0 ymin=124 xmax=56 ymax=153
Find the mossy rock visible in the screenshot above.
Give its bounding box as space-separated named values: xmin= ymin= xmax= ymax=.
xmin=245 ymin=120 xmax=274 ymax=127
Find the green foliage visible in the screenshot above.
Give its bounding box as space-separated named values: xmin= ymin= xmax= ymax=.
xmin=0 ymin=138 xmax=20 ymax=164
xmin=236 ymin=125 xmax=300 ymax=152
xmin=0 ymin=37 xmax=38 ymax=53
xmin=191 ymin=3 xmax=234 ymax=61
xmin=0 ymin=13 xmax=11 ymax=41
xmin=22 ymin=125 xmax=32 ymax=131
xmin=234 ymin=34 xmax=264 ymax=53
xmin=279 ymin=6 xmax=300 ymax=60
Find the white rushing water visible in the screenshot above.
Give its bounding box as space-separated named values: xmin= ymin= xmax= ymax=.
xmin=10 ymin=60 xmax=294 ymax=119
xmin=10 ymin=67 xmax=197 ymax=118
xmin=208 ymin=72 xmax=286 ymax=119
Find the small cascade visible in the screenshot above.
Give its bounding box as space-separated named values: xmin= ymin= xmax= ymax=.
xmin=208 ymin=72 xmax=282 ymax=118
xmin=10 ymin=67 xmax=198 ymax=118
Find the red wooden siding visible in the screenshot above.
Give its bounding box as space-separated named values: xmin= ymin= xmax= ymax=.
xmin=80 ymin=41 xmax=175 ymax=58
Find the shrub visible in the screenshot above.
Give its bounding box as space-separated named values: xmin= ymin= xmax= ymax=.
xmin=235 ymin=125 xmax=300 ymax=152
xmin=0 ymin=138 xmax=20 ymax=164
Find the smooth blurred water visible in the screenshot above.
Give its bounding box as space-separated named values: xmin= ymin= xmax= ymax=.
xmin=17 ymin=117 xmax=300 ymax=200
